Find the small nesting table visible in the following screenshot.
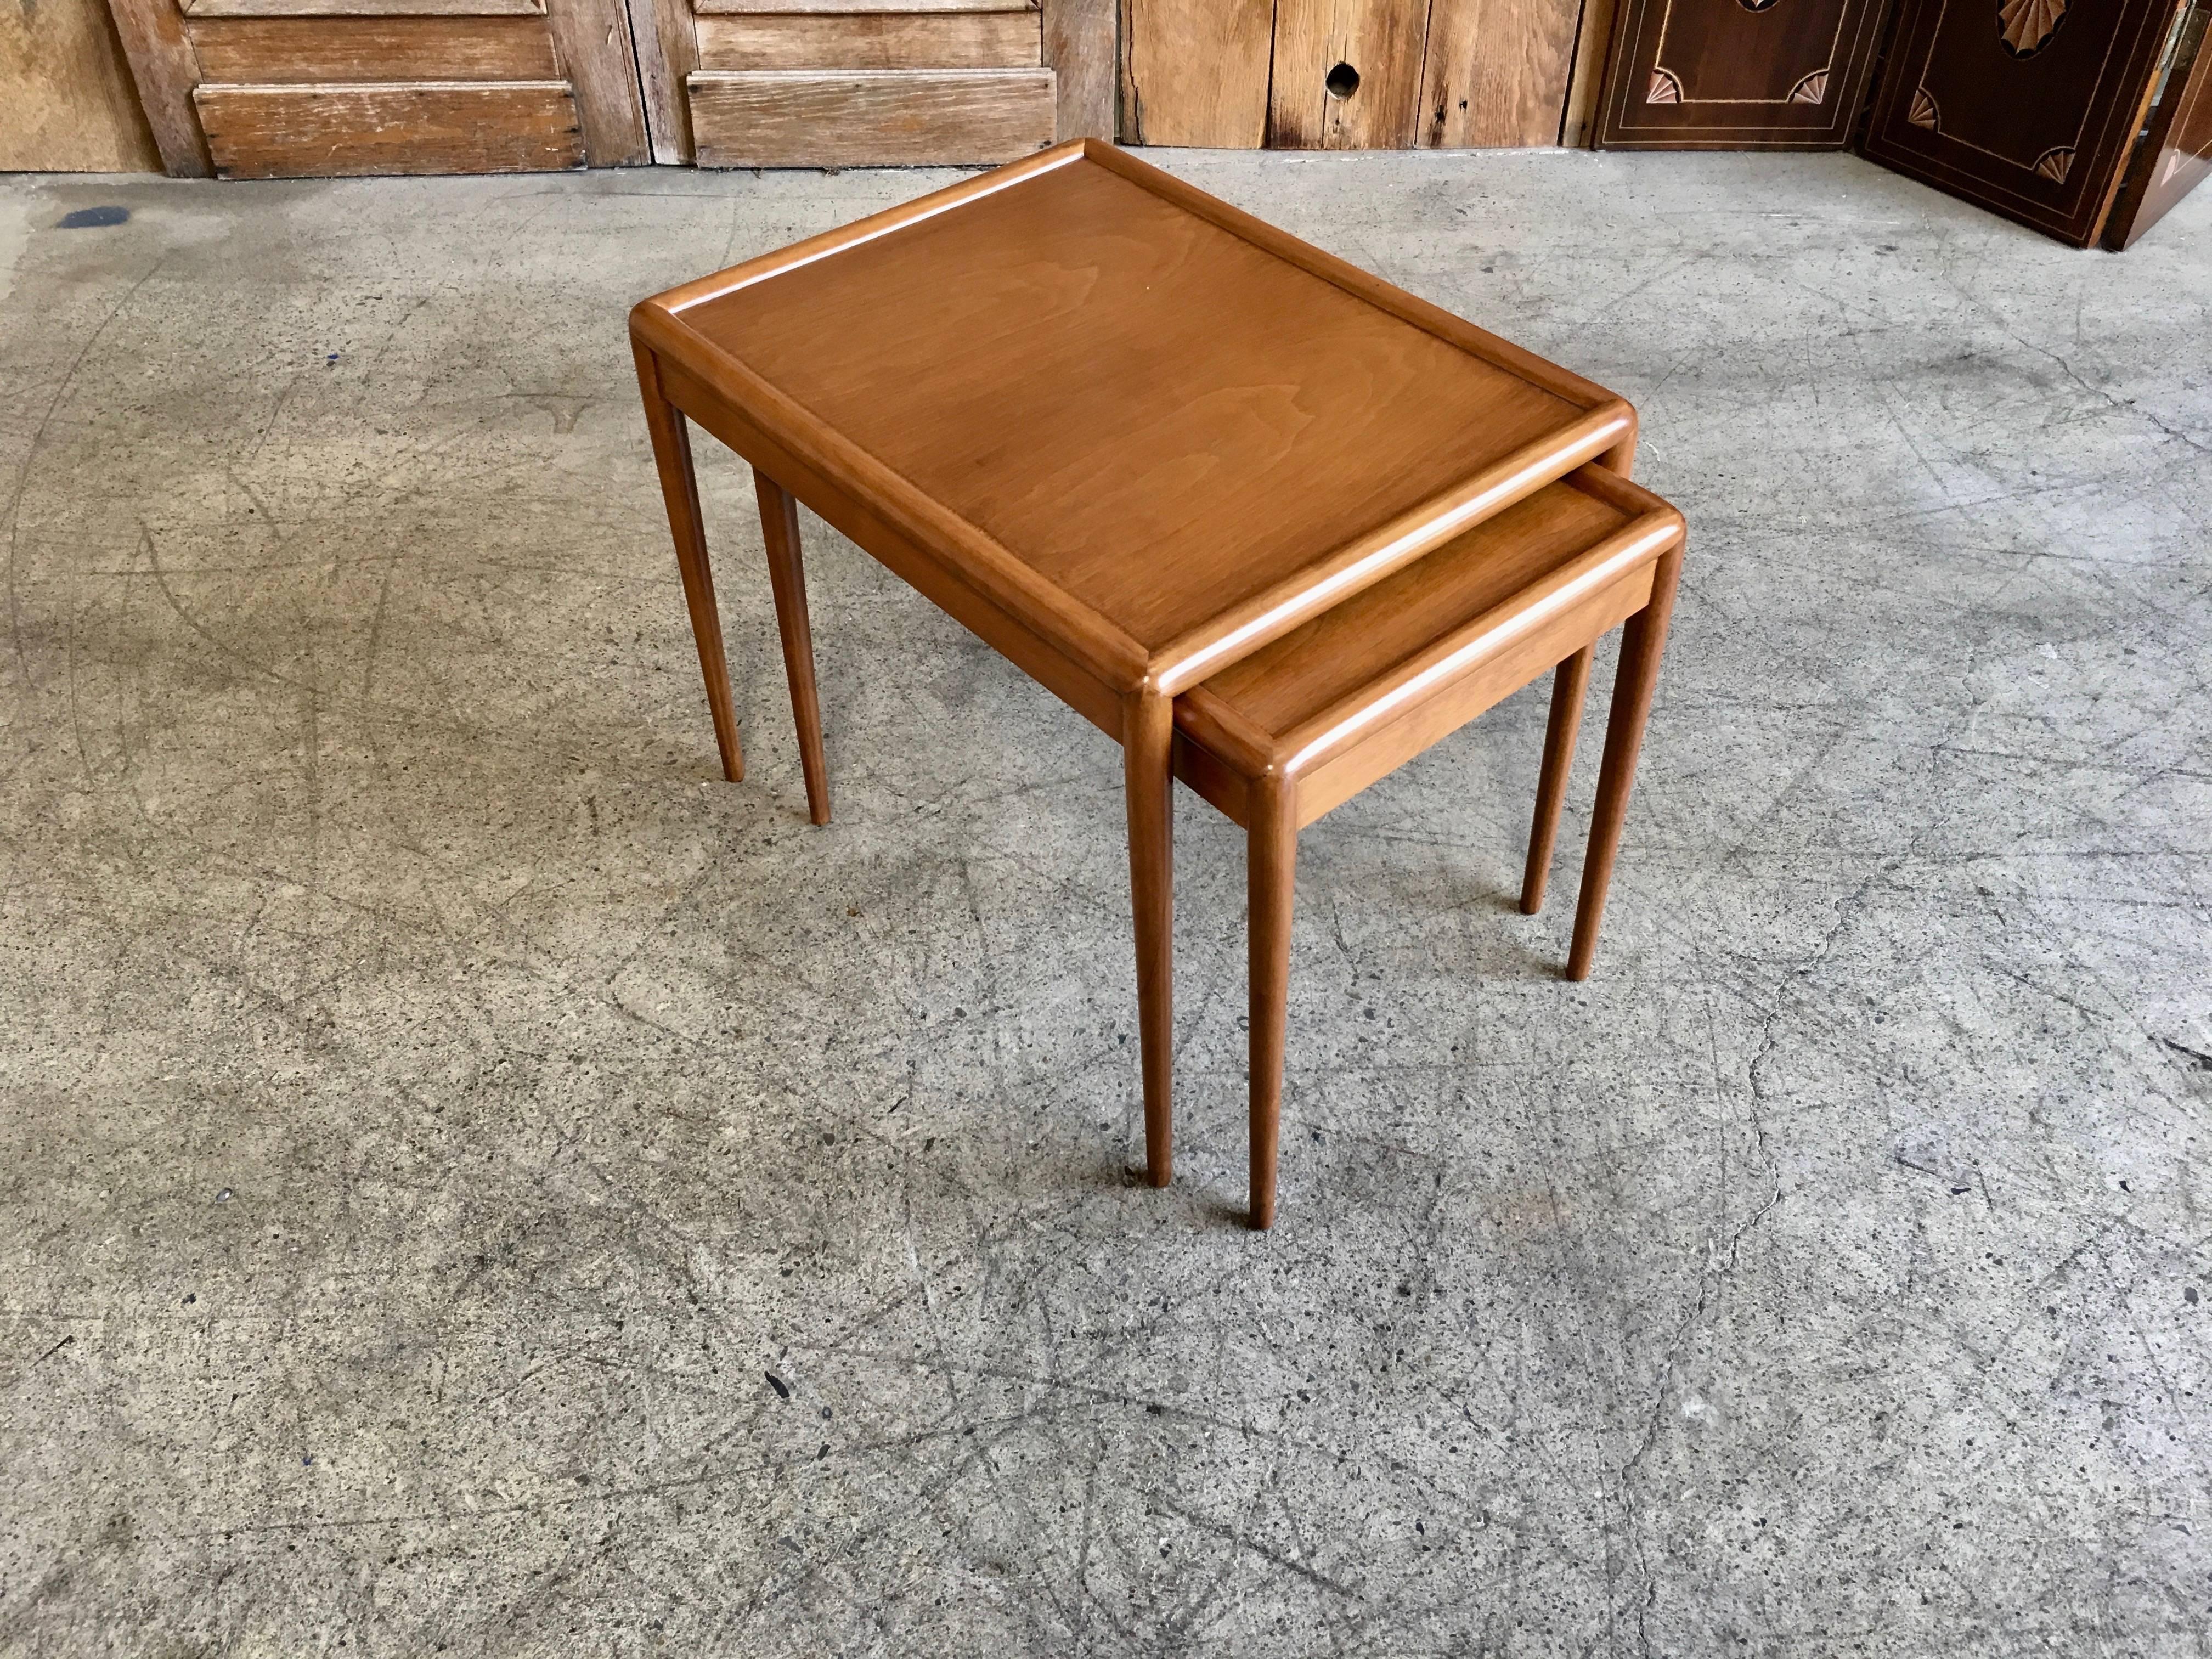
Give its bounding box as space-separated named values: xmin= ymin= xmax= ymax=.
xmin=630 ymin=139 xmax=1650 ymax=1217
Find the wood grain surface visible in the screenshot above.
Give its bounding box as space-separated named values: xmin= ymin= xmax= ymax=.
xmin=696 ymin=10 xmax=1041 ymax=69
xmin=652 ymin=143 xmax=1628 ymax=679
xmin=687 ymin=67 xmax=1056 ymax=165
xmin=104 ymin=0 xmax=212 ymax=173
xmin=1597 ymin=0 xmax=1891 ymax=150
xmin=1042 ymin=0 xmax=1115 ymax=137
xmin=1418 ymin=0 xmax=1582 ymax=148
xmin=195 ymin=81 xmax=585 ymax=176
xmin=1270 ymin=0 xmax=1429 ymax=149
xmin=1123 ymin=0 xmax=1272 ymax=144
xmin=2 ymin=0 xmax=160 ymax=171
xmin=187 ymin=16 xmax=562 ymax=82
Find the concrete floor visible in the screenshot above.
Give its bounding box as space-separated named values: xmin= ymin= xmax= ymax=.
xmin=1 ymin=147 xmax=2208 ymax=1656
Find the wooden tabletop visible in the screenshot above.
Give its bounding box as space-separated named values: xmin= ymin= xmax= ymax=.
xmin=631 ymin=139 xmax=1633 ymax=697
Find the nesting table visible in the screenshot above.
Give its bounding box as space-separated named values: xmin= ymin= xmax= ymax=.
xmin=630 ymin=139 xmax=1675 ymax=1226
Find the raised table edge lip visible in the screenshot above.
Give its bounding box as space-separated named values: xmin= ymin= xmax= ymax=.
xmin=629 ymin=137 xmax=1636 ymax=697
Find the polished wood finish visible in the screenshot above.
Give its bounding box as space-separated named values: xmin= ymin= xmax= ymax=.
xmin=194 ymin=81 xmax=586 ymax=177
xmin=2106 ymin=0 xmax=2212 ymax=247
xmin=756 ymin=474 xmax=832 ymax=825
xmin=1172 ymin=465 xmax=1684 ymax=1225
xmin=635 ymin=342 xmax=746 ymax=785
xmin=1861 ymin=0 xmax=2188 ymax=245
xmin=1124 ymin=689 xmax=1176 ymax=1183
xmin=1520 ymin=644 xmax=1590 ymax=913
xmin=1568 ymin=540 xmax=1680 ymax=980
xmin=1597 ymin=0 xmax=1891 ymax=150
xmin=188 ymin=18 xmax=562 ymax=82
xmin=632 ymin=140 xmax=1635 ymax=1192
xmin=696 ymin=10 xmax=1041 ymax=69
xmin=687 ymin=67 xmax=1056 ymax=166
xmin=1246 ymin=770 xmax=1296 ymax=1230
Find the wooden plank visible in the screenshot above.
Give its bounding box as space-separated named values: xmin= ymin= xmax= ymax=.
xmin=185 ymin=16 xmax=558 ymax=81
xmin=1270 ymin=0 xmax=1428 ymax=149
xmin=696 ymin=12 xmax=1040 ymax=70
xmin=1418 ymin=0 xmax=1581 ymax=148
xmin=543 ymin=0 xmax=647 ymax=163
xmin=184 ymin=0 xmax=545 ymax=15
xmin=2 ymin=0 xmax=162 ymax=170
xmin=104 ymin=0 xmax=212 ymax=174
xmin=686 ymin=68 xmax=1055 ymax=166
xmin=194 ymin=80 xmax=584 ymax=175
xmin=626 ymin=0 xmax=698 ymax=161
xmin=1042 ymin=0 xmax=1114 ymax=138
xmin=1123 ymin=0 xmax=1271 ymax=145
xmin=1559 ymin=0 xmax=1619 ymax=146
xmin=695 ymin=0 xmax=1035 ymax=14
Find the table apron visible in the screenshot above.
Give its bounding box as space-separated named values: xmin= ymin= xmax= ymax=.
xmin=659 ymin=358 xmax=1126 ymax=744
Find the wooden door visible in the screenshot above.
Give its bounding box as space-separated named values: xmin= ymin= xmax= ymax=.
xmin=106 ymin=0 xmax=650 ymax=177
xmin=628 ymin=0 xmax=1111 ymax=167
xmin=1594 ymin=0 xmax=1893 ymax=148
xmin=2104 ymin=0 xmax=2212 ymax=245
xmin=1860 ymin=0 xmax=2188 ymax=244
xmin=1123 ymin=0 xmax=1588 ymax=148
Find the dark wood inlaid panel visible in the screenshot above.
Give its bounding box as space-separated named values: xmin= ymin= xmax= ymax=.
xmin=1862 ymin=0 xmax=2187 ymax=244
xmin=1597 ymin=0 xmax=1893 ymax=149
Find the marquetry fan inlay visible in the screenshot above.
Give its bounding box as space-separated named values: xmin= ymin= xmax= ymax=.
xmin=1908 ymin=87 xmax=1940 ymax=128
xmin=2035 ymin=145 xmax=2075 ymax=180
xmin=1647 ymin=69 xmax=1684 ymax=103
xmin=1789 ymin=70 xmax=1830 ymax=104
xmin=1740 ymin=0 xmax=1782 ymax=9
xmin=1998 ymin=0 xmax=2069 ymax=56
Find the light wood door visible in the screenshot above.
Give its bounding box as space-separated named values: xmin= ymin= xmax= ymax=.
xmin=629 ymin=0 xmax=1112 ymax=167
xmin=1124 ymin=0 xmax=1589 ymax=149
xmin=106 ymin=0 xmax=651 ymax=177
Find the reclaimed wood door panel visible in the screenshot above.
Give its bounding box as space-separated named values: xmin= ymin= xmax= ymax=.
xmin=1123 ymin=0 xmax=1275 ymax=144
xmin=687 ymin=66 xmax=1056 ymax=163
xmin=1130 ymin=0 xmax=1581 ymax=148
xmin=1861 ymin=0 xmax=2187 ymax=243
xmin=1420 ymin=0 xmax=1586 ymax=146
xmin=2104 ymin=0 xmax=2212 ymax=244
xmin=1269 ymin=0 xmax=1429 ymax=148
xmin=635 ymin=0 xmax=1105 ymax=164
xmin=1596 ymin=0 xmax=1892 ymax=148
xmin=107 ymin=0 xmax=648 ymax=174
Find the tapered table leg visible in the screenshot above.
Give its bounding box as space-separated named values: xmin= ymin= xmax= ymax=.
xmin=1569 ymin=546 xmax=1683 ymax=981
xmin=1124 ymin=689 xmax=1175 ymax=1186
xmin=1248 ymin=772 xmax=1296 ymax=1230
xmin=755 ymin=471 xmax=831 ymax=826
xmin=1521 ymin=646 xmax=1593 ymax=915
xmin=634 ymin=341 xmax=743 ymax=783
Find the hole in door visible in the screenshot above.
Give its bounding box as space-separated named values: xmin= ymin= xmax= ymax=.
xmin=1325 ymin=62 xmax=1361 ymax=100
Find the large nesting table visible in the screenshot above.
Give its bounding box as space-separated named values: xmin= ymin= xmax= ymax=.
xmin=629 ymin=139 xmax=1637 ymax=1194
